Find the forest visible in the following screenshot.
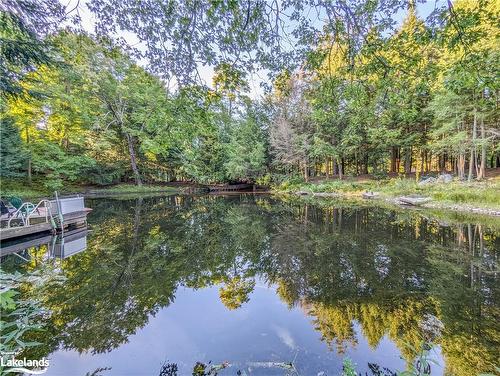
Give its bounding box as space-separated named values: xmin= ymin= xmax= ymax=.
xmin=1 ymin=2 xmax=499 ymax=374
xmin=1 ymin=0 xmax=499 ymax=192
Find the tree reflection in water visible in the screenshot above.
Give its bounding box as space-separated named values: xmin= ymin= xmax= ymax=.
xmin=4 ymin=195 xmax=499 ymax=376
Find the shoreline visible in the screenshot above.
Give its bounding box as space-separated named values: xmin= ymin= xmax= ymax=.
xmin=4 ymin=181 xmax=499 ymax=217
xmin=275 ymin=190 xmax=500 ymax=217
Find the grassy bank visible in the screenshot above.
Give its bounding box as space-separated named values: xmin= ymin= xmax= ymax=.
xmin=0 ymin=179 xmax=50 ymax=200
xmin=0 ymin=180 xmax=179 ymax=200
xmin=273 ymin=176 xmax=500 ymax=210
xmin=2 ymin=176 xmax=499 ymax=215
xmin=84 ymin=184 xmax=179 ymax=195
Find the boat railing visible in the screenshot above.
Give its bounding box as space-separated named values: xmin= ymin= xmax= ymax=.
xmin=49 ymin=196 xmax=84 ymax=215
xmin=7 ymin=200 xmax=55 ymax=229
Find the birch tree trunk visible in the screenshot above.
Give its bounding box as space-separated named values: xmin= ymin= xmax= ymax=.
xmin=468 ymin=108 xmax=477 ymax=182
xmin=458 ymin=153 xmax=465 ymax=180
xmin=478 ymin=118 xmax=486 ymax=180
xmin=125 ymin=132 xmax=142 ymax=186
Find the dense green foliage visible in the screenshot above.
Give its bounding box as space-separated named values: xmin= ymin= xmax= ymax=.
xmin=269 ymin=1 xmax=499 ymax=181
xmin=0 ymin=1 xmax=498 ymax=190
xmin=0 ymin=0 xmax=63 ymax=97
xmin=0 ymin=116 xmax=26 ymax=178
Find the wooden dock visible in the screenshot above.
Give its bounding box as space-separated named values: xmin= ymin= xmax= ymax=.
xmin=0 ymin=227 xmax=88 ymax=258
xmin=0 ymin=209 xmax=91 ymax=241
xmin=1 ymin=195 xmax=92 ymax=242
xmin=207 ymin=183 xmax=254 ymax=192
xmin=0 ymin=233 xmax=54 ymax=257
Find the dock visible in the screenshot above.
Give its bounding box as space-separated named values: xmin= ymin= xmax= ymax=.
xmin=0 ymin=196 xmax=91 ymax=242
xmin=1 ymin=226 xmax=88 ymax=259
xmin=207 ymin=183 xmax=254 ymax=192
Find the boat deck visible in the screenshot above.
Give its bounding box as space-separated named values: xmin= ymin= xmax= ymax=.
xmin=0 ymin=209 xmax=91 ymax=241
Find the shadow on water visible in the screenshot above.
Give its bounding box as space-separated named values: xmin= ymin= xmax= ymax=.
xmin=1 ymin=194 xmax=498 ymax=375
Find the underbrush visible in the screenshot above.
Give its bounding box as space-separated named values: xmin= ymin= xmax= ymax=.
xmin=88 ymin=184 xmax=178 ymax=194
xmin=0 ymin=179 xmax=179 ymax=200
xmin=0 ymin=178 xmax=51 ymax=199
xmin=274 ymin=177 xmax=500 ymax=208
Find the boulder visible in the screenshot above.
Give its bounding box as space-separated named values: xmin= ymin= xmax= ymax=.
xmin=436 ymin=173 xmax=453 ymax=183
xmin=418 ymin=176 xmax=436 ymax=186
xmin=362 ymin=191 xmax=380 ymax=199
xmin=397 ymin=196 xmax=432 ymax=206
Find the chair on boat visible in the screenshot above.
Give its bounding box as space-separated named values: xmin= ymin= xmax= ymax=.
xmin=0 ymin=200 xmax=16 ymax=219
xmin=7 ymin=197 xmax=38 ymax=225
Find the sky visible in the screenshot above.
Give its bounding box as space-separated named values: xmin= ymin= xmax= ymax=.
xmin=65 ymin=0 xmax=446 ymax=99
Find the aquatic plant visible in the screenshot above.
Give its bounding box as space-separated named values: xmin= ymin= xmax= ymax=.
xmin=342 ymin=358 xmax=357 ymax=376
xmin=0 ymin=268 xmax=63 ymax=375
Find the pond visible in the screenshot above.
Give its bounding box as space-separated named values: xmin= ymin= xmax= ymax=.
xmin=1 ymin=194 xmax=499 ymax=376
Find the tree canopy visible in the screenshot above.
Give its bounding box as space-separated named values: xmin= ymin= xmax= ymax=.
xmin=1 ymin=0 xmax=498 ymax=188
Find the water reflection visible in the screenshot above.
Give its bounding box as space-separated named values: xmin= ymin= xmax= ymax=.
xmin=0 ymin=227 xmax=88 ymax=260
xmin=1 ymin=195 xmax=499 ymax=375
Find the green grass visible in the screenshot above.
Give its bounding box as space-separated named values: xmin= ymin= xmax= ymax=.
xmin=86 ymin=184 xmax=179 ymax=195
xmin=273 ymin=177 xmax=500 ymax=209
xmin=0 ymin=179 xmax=179 ymax=200
xmin=0 ymin=178 xmax=51 ymax=200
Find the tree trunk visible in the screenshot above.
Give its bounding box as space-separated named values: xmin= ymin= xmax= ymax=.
xmin=391 ymin=147 xmax=397 ymax=173
xmin=27 ymin=158 xmax=32 ymax=185
xmin=404 ymin=147 xmax=412 ymax=175
xmin=468 ymin=108 xmax=477 ymax=182
xmin=419 ymin=149 xmax=425 ymax=174
xmin=458 ymin=153 xmax=465 ymax=180
xmin=396 ymin=148 xmax=401 ymax=172
xmin=478 ymin=118 xmax=486 ymax=180
xmin=125 ymin=133 xmax=142 ymax=186
xmin=25 ymin=125 xmax=32 ymax=185
xmin=338 ymin=158 xmax=343 ymax=180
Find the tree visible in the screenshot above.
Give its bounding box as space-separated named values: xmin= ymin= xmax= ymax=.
xmin=212 ymin=63 xmax=249 ymax=116
xmin=86 ymin=0 xmax=417 ymax=85
xmin=0 ymin=0 xmax=64 ymax=98
xmin=381 ymin=7 xmax=437 ymax=175
xmin=224 ymin=103 xmax=266 ymax=182
xmin=269 ymin=71 xmax=313 ymax=181
xmin=218 ymin=276 xmax=255 ymax=310
xmin=429 ymin=0 xmax=499 ymax=180
xmin=5 ymin=31 xmax=177 ymax=187
xmin=0 ymin=115 xmax=26 ymax=177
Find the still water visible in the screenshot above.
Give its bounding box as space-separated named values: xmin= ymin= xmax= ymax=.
xmin=2 ymin=194 xmax=499 ymax=375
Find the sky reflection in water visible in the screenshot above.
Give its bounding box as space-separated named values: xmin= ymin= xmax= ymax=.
xmin=45 ymin=283 xmax=414 ymax=376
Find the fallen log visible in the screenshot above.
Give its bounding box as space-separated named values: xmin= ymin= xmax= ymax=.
xmin=397 ymin=196 xmax=432 ymax=206
xmin=362 ymin=191 xmax=380 ymax=199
